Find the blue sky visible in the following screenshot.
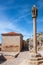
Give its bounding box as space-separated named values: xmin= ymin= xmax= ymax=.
xmin=0 ymin=0 xmax=43 ymax=43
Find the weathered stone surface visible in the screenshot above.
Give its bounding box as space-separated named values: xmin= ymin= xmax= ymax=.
xmin=29 ymin=60 xmax=39 ymax=65
xmin=2 ymin=34 xmax=23 ymax=52
xmin=0 ymin=52 xmax=19 ymax=60
xmin=0 ymin=51 xmax=43 ymax=65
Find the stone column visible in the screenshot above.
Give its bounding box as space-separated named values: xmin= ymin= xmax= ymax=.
xmin=28 ymin=5 xmax=42 ymax=65
xmin=32 ymin=5 xmax=38 ymax=54
xmin=33 ymin=17 xmax=37 ymax=53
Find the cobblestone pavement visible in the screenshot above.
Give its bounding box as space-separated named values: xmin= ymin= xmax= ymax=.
xmin=0 ymin=58 xmax=26 ymax=65
xmin=0 ymin=51 xmax=43 ymax=65
xmin=0 ymin=51 xmax=30 ymax=65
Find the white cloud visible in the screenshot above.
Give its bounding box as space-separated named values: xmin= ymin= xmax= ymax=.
xmin=0 ymin=1 xmax=32 ymax=43
xmin=0 ymin=19 xmax=32 ymax=43
xmin=0 ymin=21 xmax=17 ymax=34
xmin=18 ymin=13 xmax=30 ymax=19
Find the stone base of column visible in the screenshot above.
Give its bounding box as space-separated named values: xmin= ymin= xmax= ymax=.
xmin=30 ymin=53 xmax=41 ymax=57
xmin=28 ymin=53 xmax=43 ymax=65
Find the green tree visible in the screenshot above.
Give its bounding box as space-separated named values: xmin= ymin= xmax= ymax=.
xmin=26 ymin=38 xmax=29 ymax=43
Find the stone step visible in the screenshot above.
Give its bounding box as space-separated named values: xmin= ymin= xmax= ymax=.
xmin=39 ymin=60 xmax=43 ymax=64
xmin=40 ymin=63 xmax=43 ymax=65
xmin=38 ymin=57 xmax=43 ymax=60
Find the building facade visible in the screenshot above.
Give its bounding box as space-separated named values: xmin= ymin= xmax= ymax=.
xmin=1 ymin=32 xmax=23 ymax=52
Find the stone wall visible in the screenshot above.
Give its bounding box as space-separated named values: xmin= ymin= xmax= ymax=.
xmin=2 ymin=35 xmax=23 ymax=52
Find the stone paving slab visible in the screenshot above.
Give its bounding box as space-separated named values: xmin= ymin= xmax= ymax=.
xmin=0 ymin=51 xmax=43 ymax=65
xmin=0 ymin=51 xmax=29 ymax=65
xmin=0 ymin=58 xmax=28 ymax=65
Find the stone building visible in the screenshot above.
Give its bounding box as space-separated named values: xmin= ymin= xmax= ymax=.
xmin=1 ymin=32 xmax=23 ymax=52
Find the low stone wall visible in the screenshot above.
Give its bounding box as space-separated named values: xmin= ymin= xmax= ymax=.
xmin=4 ymin=55 xmax=15 ymax=60
xmin=0 ymin=52 xmax=19 ymax=60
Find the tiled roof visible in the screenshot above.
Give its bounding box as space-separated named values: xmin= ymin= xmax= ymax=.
xmin=5 ymin=32 xmax=18 ymax=34
xmin=2 ymin=32 xmax=23 ymax=36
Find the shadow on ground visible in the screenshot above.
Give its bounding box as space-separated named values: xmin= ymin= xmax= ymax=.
xmin=0 ymin=54 xmax=7 ymax=64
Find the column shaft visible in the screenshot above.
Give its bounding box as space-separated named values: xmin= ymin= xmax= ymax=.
xmin=33 ymin=18 xmax=37 ymax=53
